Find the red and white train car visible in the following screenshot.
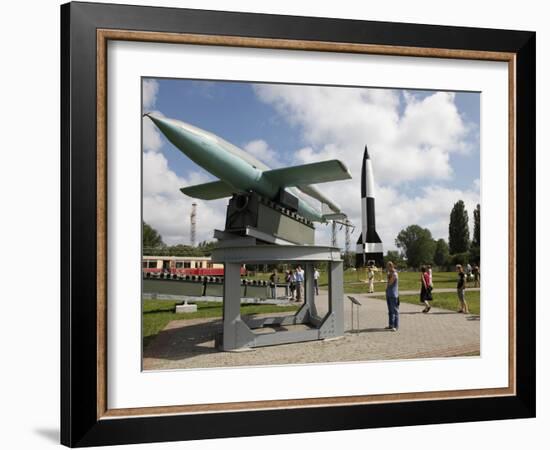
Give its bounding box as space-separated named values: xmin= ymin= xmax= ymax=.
xmin=142 ymin=255 xmax=245 ymax=276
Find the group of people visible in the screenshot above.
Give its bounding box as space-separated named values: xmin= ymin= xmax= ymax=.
xmin=384 ymin=262 xmax=474 ymax=331
xmin=419 ymin=263 xmax=470 ymax=314
xmin=269 ymin=266 xmax=320 ymax=301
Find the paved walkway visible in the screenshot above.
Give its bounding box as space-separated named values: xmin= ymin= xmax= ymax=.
xmin=143 ymin=293 xmax=480 ymax=371
xmin=363 ymin=287 xmax=480 ymax=297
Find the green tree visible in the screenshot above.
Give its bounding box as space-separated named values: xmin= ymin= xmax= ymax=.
xmin=395 ymin=225 xmax=436 ymax=268
xmin=468 ymin=204 xmax=481 ymax=265
xmin=451 ymin=252 xmax=470 ymax=266
xmin=142 ymin=222 xmax=164 ymax=249
xmin=384 ymin=250 xmax=407 ymax=269
xmin=433 ymin=239 xmax=450 ymax=267
xmin=468 ymin=246 xmax=480 ymax=265
xmin=472 ymin=204 xmax=481 ymax=247
xmin=197 ymin=240 xmax=218 ymax=255
xmin=449 ymin=200 xmax=470 ymax=254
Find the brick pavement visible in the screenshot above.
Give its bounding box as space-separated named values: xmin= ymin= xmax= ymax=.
xmin=143 ymin=293 xmax=480 ymax=370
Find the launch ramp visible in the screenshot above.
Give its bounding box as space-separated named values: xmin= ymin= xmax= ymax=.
xmin=211 ymin=244 xmax=344 ymax=351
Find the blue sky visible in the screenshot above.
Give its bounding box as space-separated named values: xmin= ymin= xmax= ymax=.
xmin=142 ymin=78 xmax=480 ymax=249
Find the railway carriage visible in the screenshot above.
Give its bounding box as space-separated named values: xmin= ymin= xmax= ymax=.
xmin=142 ymin=255 xmax=245 ymax=276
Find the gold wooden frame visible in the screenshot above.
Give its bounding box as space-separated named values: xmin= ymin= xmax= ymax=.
xmin=96 ymin=29 xmax=516 ymax=420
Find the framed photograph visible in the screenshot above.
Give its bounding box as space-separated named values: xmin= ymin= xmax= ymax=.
xmin=61 ymin=1 xmax=535 ymax=447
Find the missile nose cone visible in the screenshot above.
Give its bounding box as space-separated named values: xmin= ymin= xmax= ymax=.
xmin=363 ymin=145 xmax=370 ymax=160
xmin=144 ymin=113 xmax=188 ymax=144
xmin=144 ymin=112 xmax=166 ymax=128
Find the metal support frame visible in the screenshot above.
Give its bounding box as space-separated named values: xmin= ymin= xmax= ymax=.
xmin=213 ymin=245 xmax=344 ymax=351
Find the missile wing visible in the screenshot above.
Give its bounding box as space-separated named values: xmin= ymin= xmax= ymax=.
xmin=263 ymin=160 xmax=350 ymax=186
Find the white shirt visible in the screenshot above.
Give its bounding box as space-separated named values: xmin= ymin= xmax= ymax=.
xmin=295 ymin=269 xmax=304 ymax=283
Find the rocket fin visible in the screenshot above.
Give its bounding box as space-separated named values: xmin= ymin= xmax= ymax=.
xmin=180 ymin=180 xmax=237 ymax=200
xmin=367 ymin=229 xmax=383 ymax=243
xmin=263 ymin=160 xmax=352 ymax=187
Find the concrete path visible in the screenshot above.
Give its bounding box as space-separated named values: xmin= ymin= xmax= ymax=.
xmin=363 ymin=287 xmax=480 ymax=297
xmin=143 ymin=293 xmax=480 ymax=371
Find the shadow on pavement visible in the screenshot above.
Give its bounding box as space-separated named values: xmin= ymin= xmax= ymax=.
xmin=144 ymin=319 xmax=222 ymax=362
xmin=349 ymin=327 xmax=392 ymax=334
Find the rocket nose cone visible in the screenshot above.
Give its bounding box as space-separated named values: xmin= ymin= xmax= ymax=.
xmin=144 ymin=112 xmax=167 ymax=128
xmin=363 ymin=145 xmax=370 ymax=160
xmin=144 ymin=113 xmax=188 ymax=143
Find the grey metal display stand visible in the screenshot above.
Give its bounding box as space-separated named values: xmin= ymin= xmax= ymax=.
xmin=211 ymin=244 xmax=344 ymax=351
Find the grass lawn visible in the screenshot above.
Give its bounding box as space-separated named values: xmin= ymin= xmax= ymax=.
xmin=143 ymin=300 xmax=298 ymax=350
xmin=398 ymin=290 xmax=480 ymax=315
xmin=335 ymin=270 xmax=460 ymax=294
xmin=243 ymin=270 xmax=465 ymax=294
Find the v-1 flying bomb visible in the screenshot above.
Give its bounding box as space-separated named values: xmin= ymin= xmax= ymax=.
xmin=144 ymin=113 xmax=351 ymax=223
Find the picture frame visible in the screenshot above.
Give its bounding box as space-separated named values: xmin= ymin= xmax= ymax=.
xmin=60 ymin=1 xmax=535 ymax=447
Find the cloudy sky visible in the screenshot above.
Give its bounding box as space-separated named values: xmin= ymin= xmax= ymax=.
xmin=142 ymin=78 xmax=480 ymax=251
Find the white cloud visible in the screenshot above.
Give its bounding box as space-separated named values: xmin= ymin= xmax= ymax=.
xmin=253 ymin=84 xmax=479 ymax=251
xmin=142 ymin=80 xmax=164 ymax=152
xmin=142 ymin=113 xmax=164 ymax=153
xmin=142 ymin=79 xmax=159 ymax=111
xmin=142 ymin=151 xmax=227 ymax=245
xmin=243 ymin=139 xmax=281 ymax=167
xmin=254 ymin=85 xmax=471 ymax=184
xmin=314 ymin=183 xmax=480 ymax=251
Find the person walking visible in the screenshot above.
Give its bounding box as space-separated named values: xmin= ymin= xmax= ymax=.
xmin=420 ymin=265 xmax=432 ymax=313
xmin=313 ymin=267 xmax=320 ymax=295
xmin=283 ymin=270 xmax=290 ymax=297
xmin=286 ymin=270 xmax=296 ymax=301
xmin=473 ymin=264 xmax=480 ymax=288
xmin=294 ymin=265 xmax=304 ymax=301
xmin=427 ymin=264 xmax=433 ymax=288
xmin=367 ymin=267 xmax=375 ymax=293
xmin=385 ymin=261 xmax=399 ymax=331
xmin=456 ymin=264 xmax=470 ymax=313
xmin=269 ymin=270 xmax=278 ymax=299
xmin=465 ymin=263 xmax=473 ymax=286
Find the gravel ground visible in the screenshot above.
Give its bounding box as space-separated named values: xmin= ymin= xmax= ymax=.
xmin=143 ymin=292 xmax=480 ymax=371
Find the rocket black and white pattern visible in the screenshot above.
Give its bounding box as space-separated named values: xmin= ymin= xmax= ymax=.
xmin=356 ymin=146 xmax=384 ymax=267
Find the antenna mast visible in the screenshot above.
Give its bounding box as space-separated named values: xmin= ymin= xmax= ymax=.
xmin=190 ymin=202 xmax=197 ymax=247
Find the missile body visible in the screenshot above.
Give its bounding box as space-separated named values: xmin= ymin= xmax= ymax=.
xmin=356 ymin=146 xmax=384 ymax=267
xmin=145 ymin=114 xmax=349 ymax=223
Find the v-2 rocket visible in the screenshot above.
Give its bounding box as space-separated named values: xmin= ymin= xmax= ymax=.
xmin=356 ymin=146 xmax=384 ymax=267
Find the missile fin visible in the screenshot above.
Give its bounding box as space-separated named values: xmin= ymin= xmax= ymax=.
xmin=180 ymin=180 xmax=236 ymax=200
xmin=366 ymin=229 xmax=383 ymax=243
